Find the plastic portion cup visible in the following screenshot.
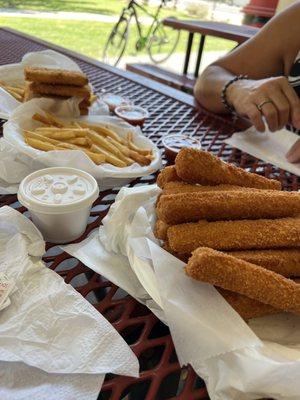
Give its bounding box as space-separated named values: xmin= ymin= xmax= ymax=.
xmin=162 ymin=134 xmax=201 ymax=163
xmin=18 ymin=167 xmax=99 ymax=244
xmin=115 ymin=105 xmax=149 ymax=126
xmin=101 ymin=93 xmax=133 ymax=112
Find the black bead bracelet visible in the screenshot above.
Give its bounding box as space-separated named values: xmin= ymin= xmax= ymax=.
xmin=221 ymin=74 xmax=248 ymax=113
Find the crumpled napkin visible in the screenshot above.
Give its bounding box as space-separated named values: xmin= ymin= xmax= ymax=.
xmin=225 ymin=126 xmax=300 ymax=176
xmin=0 ymin=206 xmax=139 ymax=400
xmin=64 ymin=185 xmax=300 ymax=400
xmin=0 ymin=49 xmax=109 ymax=119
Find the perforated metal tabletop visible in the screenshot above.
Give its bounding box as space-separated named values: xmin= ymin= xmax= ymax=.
xmin=0 ymin=27 xmax=297 ymax=400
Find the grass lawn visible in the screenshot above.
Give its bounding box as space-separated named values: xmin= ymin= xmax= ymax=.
xmin=0 ymin=0 xmax=202 ymax=19
xmin=0 ymin=16 xmax=235 ymax=61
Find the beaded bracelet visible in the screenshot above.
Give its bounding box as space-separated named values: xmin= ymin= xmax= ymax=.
xmin=221 ymin=74 xmax=248 ymax=113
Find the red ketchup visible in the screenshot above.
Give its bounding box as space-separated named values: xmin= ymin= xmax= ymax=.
xmin=162 ymin=134 xmax=201 ymax=163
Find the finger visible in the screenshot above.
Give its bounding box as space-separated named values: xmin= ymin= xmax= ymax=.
xmin=247 ymin=104 xmax=265 ymax=132
xmin=281 ymin=79 xmax=300 ymax=128
xmin=286 ymin=139 xmax=300 ymax=163
xmin=267 ymin=91 xmax=290 ymax=129
xmin=258 ymin=101 xmax=279 ymax=132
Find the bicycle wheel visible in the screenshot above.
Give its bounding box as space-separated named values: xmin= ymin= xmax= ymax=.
xmin=147 ymin=21 xmax=180 ymax=64
xmin=103 ymin=16 xmax=130 ymax=66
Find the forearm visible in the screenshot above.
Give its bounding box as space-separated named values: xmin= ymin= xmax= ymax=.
xmin=194 ymin=65 xmax=235 ymax=113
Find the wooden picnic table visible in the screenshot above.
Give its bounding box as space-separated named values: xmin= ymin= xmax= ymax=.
xmin=0 ymin=27 xmax=296 ymax=400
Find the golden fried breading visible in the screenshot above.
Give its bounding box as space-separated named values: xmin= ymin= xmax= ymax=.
xmin=161 ymin=241 xmax=190 ymax=263
xmin=156 ymin=166 xmax=180 ymax=188
xmin=24 ymin=67 xmax=88 ymax=86
xmin=157 ymin=190 xmax=300 ymax=224
xmin=28 ymin=81 xmax=91 ymax=98
xmin=154 ymin=220 xmax=169 ymax=240
xmin=186 ymin=247 xmax=300 ymax=314
xmin=175 ymin=148 xmax=281 ymax=190
xmin=162 ymin=181 xmax=252 ymax=195
xmin=218 ymin=288 xmax=279 ymax=320
xmin=167 ymin=217 xmax=300 ymax=253
xmin=227 ymin=249 xmax=300 ymax=277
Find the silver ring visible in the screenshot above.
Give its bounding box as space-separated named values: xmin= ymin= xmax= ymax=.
xmin=257 ymin=100 xmax=274 ymax=112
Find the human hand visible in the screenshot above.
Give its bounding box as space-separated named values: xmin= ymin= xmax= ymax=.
xmin=227 ymin=76 xmax=300 ymax=132
xmin=286 ymin=139 xmax=300 ymax=163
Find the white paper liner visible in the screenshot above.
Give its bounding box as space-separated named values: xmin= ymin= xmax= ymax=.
xmin=64 ymin=185 xmax=300 ymax=400
xmin=0 ymin=49 xmax=109 ymax=120
xmin=0 ymin=98 xmax=161 ymax=193
xmin=0 ymin=206 xmax=139 ymax=399
xmin=225 ymin=126 xmax=300 ymax=176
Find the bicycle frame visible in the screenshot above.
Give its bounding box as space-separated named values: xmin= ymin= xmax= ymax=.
xmin=121 ymin=0 xmax=166 ymax=48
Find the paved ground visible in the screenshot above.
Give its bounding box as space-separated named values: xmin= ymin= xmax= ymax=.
xmin=120 ymin=50 xmax=225 ymax=74
xmin=0 ymin=8 xmax=153 ymax=23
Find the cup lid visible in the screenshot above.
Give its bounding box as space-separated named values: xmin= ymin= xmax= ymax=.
xmin=18 ymin=167 xmax=99 ymax=214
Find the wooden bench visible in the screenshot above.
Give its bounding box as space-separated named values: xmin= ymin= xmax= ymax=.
xmin=126 ymin=18 xmax=259 ymax=94
xmin=126 ymin=63 xmax=196 ymax=93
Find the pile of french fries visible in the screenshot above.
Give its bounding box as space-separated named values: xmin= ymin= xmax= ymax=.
xmin=0 ymin=81 xmax=25 ymax=102
xmin=22 ymin=112 xmax=153 ymax=167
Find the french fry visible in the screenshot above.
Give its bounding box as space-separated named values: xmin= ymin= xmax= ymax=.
xmin=32 ymin=113 xmax=58 ymax=126
xmin=91 ymin=144 xmax=126 ymax=167
xmin=90 ymin=94 xmax=97 ymax=104
xmin=127 ymin=131 xmax=151 ymax=156
xmin=44 ymin=111 xmax=67 ymax=128
xmin=25 ymin=137 xmax=64 ymax=152
xmin=35 ymin=127 xmax=88 ymax=138
xmin=24 ymin=131 xmax=105 ymax=165
xmin=106 ymin=136 xmax=151 ymax=166
xmin=66 ymin=137 xmax=91 ymax=146
xmin=43 ymin=131 xmax=77 ymax=140
xmin=5 ymin=85 xmax=24 ymax=95
xmin=88 ymin=130 xmax=133 ymax=165
xmin=79 ymin=121 xmax=125 ymax=144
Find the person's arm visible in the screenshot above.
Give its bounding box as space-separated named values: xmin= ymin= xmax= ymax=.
xmin=194 ymin=3 xmax=300 ymax=133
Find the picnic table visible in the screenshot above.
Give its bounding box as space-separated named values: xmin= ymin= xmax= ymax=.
xmin=127 ymin=19 xmax=259 ymax=94
xmin=0 ymin=27 xmax=297 ymax=400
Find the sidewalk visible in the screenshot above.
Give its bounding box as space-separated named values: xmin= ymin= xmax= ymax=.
xmin=0 ymin=8 xmax=153 ymax=24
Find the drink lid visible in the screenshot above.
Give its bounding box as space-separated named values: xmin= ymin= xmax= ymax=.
xmin=18 ymin=167 xmax=99 ymax=214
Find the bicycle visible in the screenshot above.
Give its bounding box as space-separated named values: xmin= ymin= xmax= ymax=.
xmin=103 ymin=0 xmax=180 ymax=67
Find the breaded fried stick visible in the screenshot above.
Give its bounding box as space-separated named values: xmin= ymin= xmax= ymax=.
xmin=157 ymin=190 xmax=300 ymax=224
xmin=167 ymin=217 xmax=300 ymax=253
xmin=28 ymin=82 xmax=91 ymax=98
xmin=218 ymin=289 xmax=279 ymax=320
xmin=154 ymin=220 xmax=169 ymax=240
xmin=227 ymin=249 xmax=300 ymax=277
xmin=186 ymin=247 xmax=300 ymax=314
xmin=175 ymin=148 xmax=281 ymax=190
xmin=162 ymin=181 xmax=251 ymax=195
xmin=156 ymin=166 xmax=180 ymax=188
xmin=24 ymin=67 xmax=88 ymax=86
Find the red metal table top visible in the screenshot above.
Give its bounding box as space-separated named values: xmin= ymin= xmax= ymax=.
xmin=0 ymin=27 xmax=297 ymax=400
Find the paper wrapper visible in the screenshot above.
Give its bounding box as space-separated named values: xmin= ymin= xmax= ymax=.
xmin=225 ymin=126 xmax=300 ymax=176
xmin=0 ymin=49 xmax=109 ymax=119
xmin=64 ymin=185 xmax=300 ymax=400
xmin=0 ymin=206 xmax=139 ymax=400
xmin=0 ymin=98 xmax=161 ymax=193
